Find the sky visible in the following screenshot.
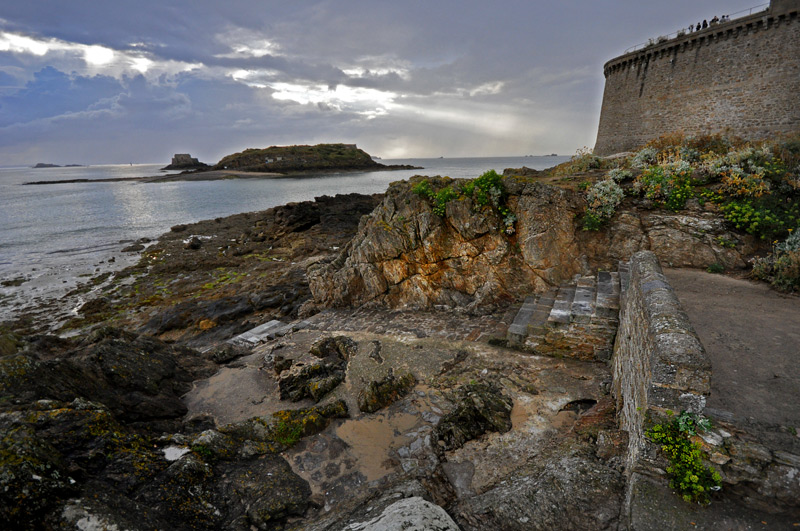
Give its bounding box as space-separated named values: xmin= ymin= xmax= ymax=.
xmin=0 ymin=0 xmax=765 ymax=165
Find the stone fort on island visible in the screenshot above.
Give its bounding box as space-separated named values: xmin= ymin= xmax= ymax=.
xmin=594 ymin=0 xmax=800 ymax=155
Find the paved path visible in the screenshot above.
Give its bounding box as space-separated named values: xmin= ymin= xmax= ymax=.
xmin=665 ymin=269 xmax=800 ymax=428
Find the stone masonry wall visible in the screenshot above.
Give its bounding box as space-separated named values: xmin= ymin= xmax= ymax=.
xmin=611 ymin=251 xmax=711 ymax=475
xmin=594 ymin=2 xmax=800 ymax=155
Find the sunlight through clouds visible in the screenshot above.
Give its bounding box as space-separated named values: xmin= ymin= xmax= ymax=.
xmin=0 ymin=31 xmax=198 ymax=80
xmin=268 ymin=82 xmax=398 ymax=114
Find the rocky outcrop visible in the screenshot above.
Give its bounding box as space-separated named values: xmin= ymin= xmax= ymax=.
xmin=309 ymin=176 xmax=758 ymax=313
xmin=309 ymin=177 xmax=583 ymax=313
xmin=0 ymin=328 xmax=215 ymax=422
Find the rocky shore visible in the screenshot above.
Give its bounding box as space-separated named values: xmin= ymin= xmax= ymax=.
xmin=2 ymin=147 xmax=797 ymax=528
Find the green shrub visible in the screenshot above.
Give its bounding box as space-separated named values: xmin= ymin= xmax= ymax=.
xmin=433 ymin=186 xmax=457 ymax=216
xmin=632 ymin=147 xmax=658 ymax=169
xmin=634 ymin=162 xmax=694 ymax=211
xmin=706 ymin=263 xmax=724 ymax=274
xmin=583 ymin=178 xmax=624 ymax=230
xmin=752 ymin=229 xmax=800 ymax=292
xmin=608 ymin=169 xmax=632 ymax=182
xmin=647 ymin=411 xmax=721 ymax=505
xmin=411 ymin=180 xmax=434 ymax=198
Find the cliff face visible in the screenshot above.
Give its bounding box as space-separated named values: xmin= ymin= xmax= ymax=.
xmin=308 ymin=177 xmax=585 ymax=313
xmin=308 ymin=175 xmax=759 ymax=313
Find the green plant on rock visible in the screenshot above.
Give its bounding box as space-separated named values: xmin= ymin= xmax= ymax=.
xmin=634 ymin=161 xmax=694 ymax=211
xmin=411 ymin=179 xmax=434 ymax=199
xmin=751 ymin=229 xmax=800 ymax=292
xmin=433 ymin=186 xmax=457 ymax=216
xmin=647 ymin=411 xmax=721 ymax=505
xmin=583 ymin=178 xmax=624 ymax=230
xmin=607 ymin=168 xmax=633 ymax=182
xmin=412 ymin=171 xmax=515 ymax=233
xmin=272 ymin=419 xmax=304 ymax=447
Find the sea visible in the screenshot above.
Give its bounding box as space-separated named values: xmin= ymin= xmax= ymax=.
xmin=0 ymin=156 xmax=569 ymax=323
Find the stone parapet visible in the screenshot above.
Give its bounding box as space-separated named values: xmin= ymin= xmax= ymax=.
xmin=612 ymin=251 xmax=710 ymax=473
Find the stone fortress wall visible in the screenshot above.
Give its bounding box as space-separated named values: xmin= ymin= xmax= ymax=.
xmin=594 ymin=0 xmax=800 ymax=155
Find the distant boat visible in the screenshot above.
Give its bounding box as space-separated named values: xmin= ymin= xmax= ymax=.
xmin=550 ymin=153 xmax=558 ymax=157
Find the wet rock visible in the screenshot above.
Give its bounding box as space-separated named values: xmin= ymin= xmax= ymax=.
xmin=277 ymin=337 xmax=357 ymax=402
xmin=278 ymin=359 xmax=345 ymax=402
xmin=215 ymin=455 xmax=312 ymax=529
xmin=219 ymin=401 xmax=349 ymax=454
xmin=207 ymin=343 xmax=250 ymax=364
xmin=142 ymin=296 xmax=253 ymax=335
xmin=273 ymin=355 xmax=293 ymax=375
xmin=184 ymin=236 xmax=202 ymax=250
xmin=309 ymin=335 xmax=358 ymax=360
xmin=452 ymin=444 xmax=623 ymax=530
xmin=0 ymin=418 xmax=71 ymax=526
xmin=345 ymin=496 xmax=460 ymax=530
xmin=121 ymin=243 xmax=145 ymax=252
xmin=0 ymin=326 xmax=20 ymax=356
xmin=367 ymin=340 xmax=383 ymax=363
xmin=435 ymin=381 xmax=513 ymax=452
xmin=358 ymin=372 xmax=417 ymax=414
xmin=0 ymin=328 xmax=214 ymax=422
xmin=171 ymin=223 xmax=188 ymax=232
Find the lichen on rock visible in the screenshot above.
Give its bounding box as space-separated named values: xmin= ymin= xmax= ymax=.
xmin=357 ymin=372 xmax=417 ymax=414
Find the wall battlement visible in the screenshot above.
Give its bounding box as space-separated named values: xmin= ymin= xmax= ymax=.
xmin=594 ymin=1 xmax=800 ymax=155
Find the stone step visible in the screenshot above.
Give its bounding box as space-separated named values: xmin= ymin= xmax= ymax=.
xmin=525 ymin=287 xmax=558 ymax=337
xmin=571 ymin=276 xmax=596 ymax=323
xmin=507 ymin=296 xmax=538 ymax=346
xmin=547 ymin=285 xmax=576 ymax=326
xmin=509 ymin=269 xmax=623 ymax=361
xmin=595 ymin=270 xmax=621 ymax=320
xmin=228 ymin=319 xmax=311 ymax=347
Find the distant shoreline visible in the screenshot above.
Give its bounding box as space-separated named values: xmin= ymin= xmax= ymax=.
xmin=22 ymin=165 xmax=421 ymax=185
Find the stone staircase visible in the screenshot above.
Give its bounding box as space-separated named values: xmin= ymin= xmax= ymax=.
xmin=507 ymin=264 xmax=628 ymax=361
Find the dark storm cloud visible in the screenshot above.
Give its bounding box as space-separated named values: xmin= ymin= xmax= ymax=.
xmin=0 ymin=0 xmax=763 ymax=164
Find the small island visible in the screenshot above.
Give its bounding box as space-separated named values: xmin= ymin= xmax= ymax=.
xmin=210 ymin=143 xmax=419 ymax=174
xmin=32 ymin=163 xmax=84 ymax=168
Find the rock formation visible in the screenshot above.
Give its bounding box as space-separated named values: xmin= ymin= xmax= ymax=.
xmin=309 ymin=175 xmax=758 ymax=314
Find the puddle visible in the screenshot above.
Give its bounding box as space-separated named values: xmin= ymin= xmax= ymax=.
xmin=335 ymin=411 xmax=420 ymax=482
xmin=510 ymin=399 xmax=530 ymax=429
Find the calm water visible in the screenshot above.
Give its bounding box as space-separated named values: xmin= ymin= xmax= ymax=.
xmin=0 ymin=156 xmax=568 ymax=320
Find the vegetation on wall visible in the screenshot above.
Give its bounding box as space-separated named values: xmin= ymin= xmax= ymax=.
xmin=647 ymin=410 xmax=721 ymax=505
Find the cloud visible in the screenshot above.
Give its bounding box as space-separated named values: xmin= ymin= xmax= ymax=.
xmin=0 ymin=0 xmax=762 ymax=164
